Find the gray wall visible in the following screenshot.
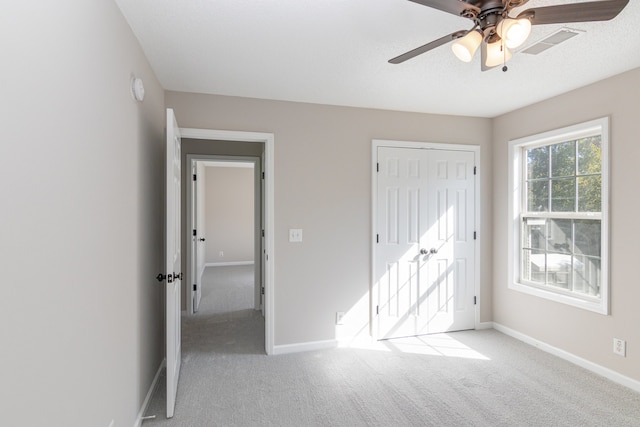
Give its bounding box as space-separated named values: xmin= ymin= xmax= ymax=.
xmin=0 ymin=2 xmax=165 ymax=426
xmin=205 ymin=166 xmax=255 ymax=264
xmin=492 ymin=67 xmax=640 ymax=383
xmin=167 ymin=92 xmax=494 ymax=346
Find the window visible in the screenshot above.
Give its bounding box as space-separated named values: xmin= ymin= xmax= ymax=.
xmin=508 ymin=118 xmax=609 ymax=314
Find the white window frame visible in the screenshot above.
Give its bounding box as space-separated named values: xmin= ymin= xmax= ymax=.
xmin=507 ymin=117 xmax=609 ymax=315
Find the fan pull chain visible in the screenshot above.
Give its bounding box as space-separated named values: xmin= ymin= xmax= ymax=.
xmin=502 ymin=41 xmax=508 ymax=72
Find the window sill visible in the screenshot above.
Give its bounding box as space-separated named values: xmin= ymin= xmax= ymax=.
xmin=508 ymin=281 xmax=609 ymax=315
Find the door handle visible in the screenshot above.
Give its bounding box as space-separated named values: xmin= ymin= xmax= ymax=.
xmin=198 ymin=238 xmax=205 ymax=242
xmin=420 ymin=248 xmax=438 ymax=255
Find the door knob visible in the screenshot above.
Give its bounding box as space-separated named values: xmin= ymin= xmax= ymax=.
xmin=420 ymin=248 xmax=438 ymax=255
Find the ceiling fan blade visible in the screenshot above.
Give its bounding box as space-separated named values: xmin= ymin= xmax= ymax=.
xmin=389 ymin=30 xmax=466 ymax=64
xmin=517 ymin=0 xmax=629 ymax=25
xmin=408 ymin=0 xmax=480 ymax=17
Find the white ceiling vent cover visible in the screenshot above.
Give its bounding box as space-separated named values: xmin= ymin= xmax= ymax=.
xmin=521 ymin=28 xmax=585 ymax=55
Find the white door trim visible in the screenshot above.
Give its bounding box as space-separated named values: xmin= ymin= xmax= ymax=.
xmin=181 ymin=128 xmax=275 ymax=355
xmin=371 ymin=139 xmax=481 ymax=339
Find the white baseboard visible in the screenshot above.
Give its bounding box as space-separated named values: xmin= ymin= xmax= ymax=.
xmin=476 ymin=321 xmax=494 ymax=330
xmin=205 ymin=261 xmax=254 ymax=267
xmin=133 ymin=359 xmax=165 ymax=427
xmin=272 ymin=339 xmax=338 ymax=355
xmin=493 ymin=323 xmax=640 ymax=394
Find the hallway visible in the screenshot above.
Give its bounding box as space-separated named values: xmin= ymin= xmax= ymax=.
xmin=142 ymin=265 xmax=265 ymax=424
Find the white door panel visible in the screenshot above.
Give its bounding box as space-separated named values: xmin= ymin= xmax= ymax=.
xmin=193 ymin=161 xmax=205 ymax=312
xmin=426 ymin=150 xmax=475 ymax=333
xmin=166 ymin=108 xmax=182 ymax=418
xmin=375 ymin=147 xmax=475 ymax=339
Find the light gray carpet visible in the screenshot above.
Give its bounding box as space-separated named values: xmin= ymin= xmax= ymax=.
xmin=198 ymin=265 xmax=255 ymax=315
xmin=143 ymin=268 xmax=640 ymax=426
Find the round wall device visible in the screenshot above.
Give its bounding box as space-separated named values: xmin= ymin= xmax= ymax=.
xmin=131 ymin=77 xmax=145 ymax=101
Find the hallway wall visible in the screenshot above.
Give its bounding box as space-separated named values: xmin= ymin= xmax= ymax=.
xmin=205 ymin=166 xmax=255 ymax=265
xmin=0 ymin=2 xmax=165 ymax=426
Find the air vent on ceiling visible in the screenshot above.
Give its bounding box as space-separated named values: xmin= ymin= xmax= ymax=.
xmin=520 ymin=28 xmax=585 ymax=55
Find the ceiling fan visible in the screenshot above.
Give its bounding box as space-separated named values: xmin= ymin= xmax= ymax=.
xmin=389 ymin=0 xmax=629 ymax=71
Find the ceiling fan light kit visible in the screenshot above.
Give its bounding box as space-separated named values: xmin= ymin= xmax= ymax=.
xmin=452 ymin=30 xmax=483 ymax=62
xmin=485 ymin=39 xmax=512 ymax=67
xmin=389 ymin=0 xmax=629 ymax=71
xmin=497 ymin=18 xmax=532 ymax=48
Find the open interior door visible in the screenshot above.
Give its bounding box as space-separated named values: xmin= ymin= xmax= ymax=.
xmin=165 ymin=108 xmax=182 ymax=418
xmin=261 ymin=151 xmax=266 ymax=316
xmin=194 ymin=161 xmax=204 ymax=312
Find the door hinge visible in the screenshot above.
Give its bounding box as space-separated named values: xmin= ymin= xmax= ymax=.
xmin=262 ymin=229 xmax=265 ymax=237
xmin=193 ymin=174 xmax=197 ymax=181
xmin=376 ymin=234 xmax=379 ymax=243
xmin=473 ymin=231 xmax=477 ymax=240
xmin=376 ymin=163 xmax=380 ymax=172
xmin=193 ymin=284 xmax=197 ymax=291
xmin=376 ymin=305 xmax=379 ymax=315
xmin=193 ymin=229 xmax=197 ymax=237
xmin=261 ymin=286 xmax=265 ymax=295
xmin=262 ymin=172 xmax=265 ymax=179
xmin=474 ymin=296 xmax=477 ymax=305
xmin=473 ymin=166 xmax=477 ymax=175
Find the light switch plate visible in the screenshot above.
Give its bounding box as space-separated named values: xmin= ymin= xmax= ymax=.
xmin=289 ymin=229 xmax=303 ymax=242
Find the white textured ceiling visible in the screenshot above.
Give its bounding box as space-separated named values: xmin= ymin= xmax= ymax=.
xmin=114 ymin=0 xmax=640 ymax=118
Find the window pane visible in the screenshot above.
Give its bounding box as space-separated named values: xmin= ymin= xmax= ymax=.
xmin=574 ymin=220 xmax=601 ymax=257
xmin=578 ymin=175 xmax=601 ymax=212
xmin=546 ymin=253 xmax=572 ymax=289
xmin=527 ymin=180 xmax=549 ymax=212
xmin=572 ymin=256 xmax=600 ymax=297
xmin=577 ymin=136 xmax=601 ymax=175
xmin=523 ymin=218 xmax=546 ymax=250
xmin=551 ymin=178 xmax=575 ymax=212
xmin=548 ymin=219 xmax=572 ymax=253
xmin=523 ymin=249 xmax=545 ymax=284
xmin=527 ymin=146 xmax=549 ymax=179
xmin=551 ymin=141 xmax=575 ymax=178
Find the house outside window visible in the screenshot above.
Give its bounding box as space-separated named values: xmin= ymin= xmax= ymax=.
xmin=508 ymin=117 xmax=609 ymax=314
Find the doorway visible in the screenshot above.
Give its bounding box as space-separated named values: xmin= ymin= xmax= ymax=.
xmin=180 ymin=128 xmax=275 ymax=355
xmin=186 ymin=156 xmax=262 ymax=317
xmin=371 ymin=140 xmax=480 ymax=340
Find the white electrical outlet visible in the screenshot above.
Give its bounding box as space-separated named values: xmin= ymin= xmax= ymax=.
xmin=613 ymin=338 xmax=626 ymax=357
xmin=336 ymin=311 xmax=345 ymax=325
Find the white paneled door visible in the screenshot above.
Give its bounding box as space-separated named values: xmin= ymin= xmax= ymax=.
xmin=191 ymin=160 xmax=203 ymax=313
xmin=166 ymin=109 xmax=182 ymax=418
xmin=375 ymin=146 xmax=476 ymax=339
